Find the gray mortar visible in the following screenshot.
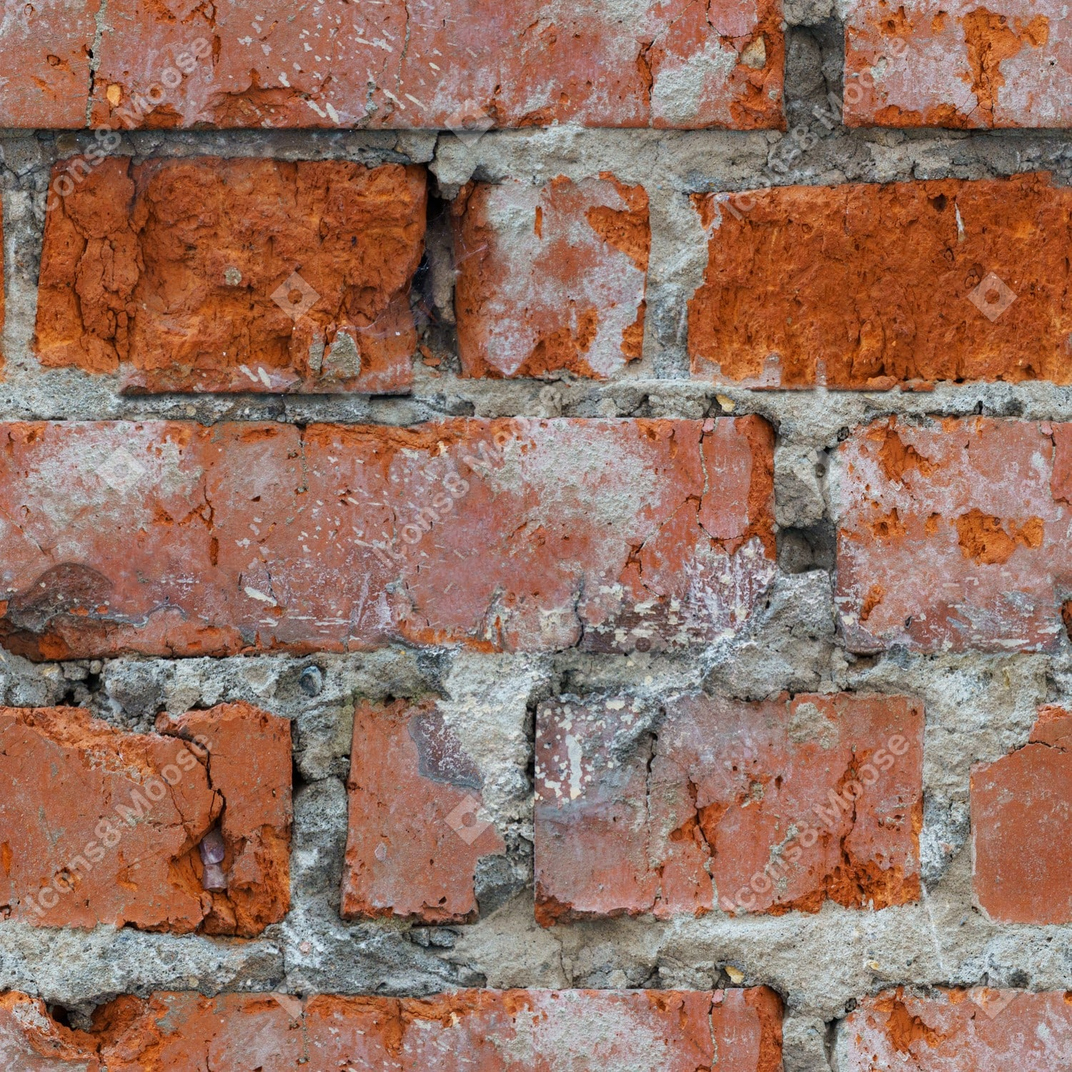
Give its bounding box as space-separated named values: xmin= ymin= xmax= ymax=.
xmin=1 ymin=16 xmax=1072 ymax=1072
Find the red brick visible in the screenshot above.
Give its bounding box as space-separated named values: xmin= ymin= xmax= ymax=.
xmin=845 ymin=0 xmax=1072 ymax=128
xmin=689 ymin=174 xmax=1072 ymax=388
xmin=0 ymin=987 xmax=783 ymax=1071
xmin=840 ymin=989 xmax=1072 ymax=1070
xmin=453 ymin=176 xmax=649 ymax=379
xmin=84 ymin=1 xmax=783 ymax=131
xmin=0 ymin=2 xmax=94 ymax=128
xmin=341 ymin=699 xmax=505 ymax=923
xmin=0 ymin=702 xmax=290 ymax=935
xmin=835 ymin=417 xmax=1072 ymax=653
xmin=971 ymin=705 xmax=1072 ymax=924
xmin=0 ymin=417 xmax=775 ymax=659
xmin=35 ymin=157 xmax=425 ymax=394
xmin=535 ymin=692 xmax=923 ymax=923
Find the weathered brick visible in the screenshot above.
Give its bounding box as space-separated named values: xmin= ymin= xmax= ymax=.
xmin=0 ymin=703 xmax=290 ymax=935
xmin=839 ymin=989 xmax=1072 ymax=1070
xmin=341 ymin=699 xmax=505 ymax=923
xmin=35 ymin=157 xmax=425 ymax=393
xmin=83 ymin=1 xmax=784 ymax=131
xmin=535 ymin=692 xmax=923 ymax=923
xmin=689 ymin=174 xmax=1072 ymax=388
xmin=844 ymin=0 xmax=1072 ymax=128
xmin=0 ymin=1 xmax=95 ymax=128
xmin=453 ymin=176 xmax=649 ymax=378
xmin=0 ymin=987 xmax=783 ymax=1070
xmin=0 ymin=417 xmax=775 ymax=659
xmin=835 ymin=417 xmax=1072 ymax=653
xmin=971 ymin=705 xmax=1072 ymax=924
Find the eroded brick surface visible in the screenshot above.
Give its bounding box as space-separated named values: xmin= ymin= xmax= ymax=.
xmin=535 ymin=692 xmax=923 ymax=923
xmin=453 ymin=176 xmax=649 ymax=379
xmin=840 ymin=989 xmax=1072 ymax=1070
xmin=0 ymin=703 xmax=290 ymax=934
xmin=689 ymin=175 xmax=1072 ymax=388
xmin=86 ymin=0 xmax=784 ymax=131
xmin=341 ymin=699 xmax=505 ymax=923
xmin=971 ymin=705 xmax=1072 ymax=924
xmin=0 ymin=988 xmax=783 ymax=1071
xmin=36 ymin=157 xmax=426 ymax=393
xmin=0 ymin=418 xmax=775 ymax=659
xmin=845 ymin=0 xmax=1072 ymax=128
xmin=0 ymin=1 xmax=95 ymax=128
xmin=834 ymin=417 xmax=1072 ymax=653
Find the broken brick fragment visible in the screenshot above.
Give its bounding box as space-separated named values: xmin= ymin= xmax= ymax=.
xmin=534 ymin=692 xmax=923 ymax=923
xmin=0 ymin=702 xmax=290 ymax=934
xmin=971 ymin=704 xmax=1072 ymax=924
xmin=0 ymin=987 xmax=783 ymax=1070
xmin=453 ymin=176 xmax=650 ymax=378
xmin=341 ymin=699 xmax=505 ymax=923
xmin=36 ymin=157 xmax=426 ymax=394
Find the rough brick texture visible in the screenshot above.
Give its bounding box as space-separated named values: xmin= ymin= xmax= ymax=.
xmin=845 ymin=0 xmax=1072 ymax=127
xmin=36 ymin=157 xmax=426 ymax=393
xmin=453 ymin=176 xmax=650 ymax=379
xmin=0 ymin=987 xmax=783 ymax=1070
xmin=80 ymin=1 xmax=784 ymax=131
xmin=0 ymin=417 xmax=775 ymax=659
xmin=689 ymin=174 xmax=1072 ymax=388
xmin=839 ymin=989 xmax=1072 ymax=1070
xmin=341 ymin=699 xmax=505 ymax=923
xmin=834 ymin=417 xmax=1072 ymax=653
xmin=971 ymin=705 xmax=1072 ymax=924
xmin=535 ymin=692 xmax=923 ymax=923
xmin=0 ymin=703 xmax=290 ymax=935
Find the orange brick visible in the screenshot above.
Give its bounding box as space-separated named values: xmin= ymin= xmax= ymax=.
xmin=689 ymin=175 xmax=1072 ymax=388
xmin=0 ymin=703 xmax=290 ymax=935
xmin=0 ymin=418 xmax=775 ymax=659
xmin=85 ymin=0 xmax=784 ymax=130
xmin=36 ymin=157 xmax=425 ymax=393
xmin=341 ymin=699 xmax=505 ymax=923
xmin=535 ymin=692 xmax=923 ymax=923
xmin=971 ymin=705 xmax=1072 ymax=924
xmin=840 ymin=989 xmax=1072 ymax=1070
xmin=845 ymin=0 xmax=1072 ymax=128
xmin=453 ymin=176 xmax=649 ymax=378
xmin=835 ymin=417 xmax=1072 ymax=653
xmin=0 ymin=987 xmax=783 ymax=1071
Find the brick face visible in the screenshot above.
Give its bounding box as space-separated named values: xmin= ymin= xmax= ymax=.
xmin=341 ymin=699 xmax=505 ymax=923
xmin=535 ymin=692 xmax=923 ymax=923
xmin=0 ymin=417 xmax=775 ymax=659
xmin=844 ymin=0 xmax=1072 ymax=128
xmin=834 ymin=417 xmax=1072 ymax=653
xmin=83 ymin=1 xmax=784 ymax=131
xmin=0 ymin=988 xmax=783 ymax=1070
xmin=0 ymin=703 xmax=290 ymax=935
xmin=971 ymin=705 xmax=1072 ymax=924
xmin=840 ymin=989 xmax=1072 ymax=1070
xmin=453 ymin=176 xmax=650 ymax=379
xmin=689 ymin=175 xmax=1072 ymax=388
xmin=36 ymin=157 xmax=426 ymax=394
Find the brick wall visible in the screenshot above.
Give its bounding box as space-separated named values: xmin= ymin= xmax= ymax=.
xmin=1 ymin=2 xmax=1072 ymax=1069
